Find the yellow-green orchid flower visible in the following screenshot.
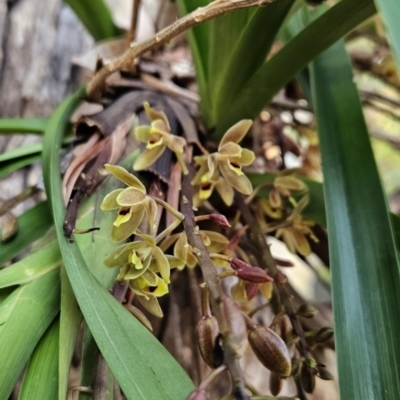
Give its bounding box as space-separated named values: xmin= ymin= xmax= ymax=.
xmin=133 ymin=102 xmax=188 ymax=174
xmin=100 ymin=164 xmax=157 ymax=242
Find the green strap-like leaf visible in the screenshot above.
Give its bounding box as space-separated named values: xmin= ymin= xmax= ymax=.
xmin=64 ymin=0 xmax=119 ymax=41
xmin=42 ymin=90 xmax=194 ymax=400
xmin=0 ymin=201 xmax=53 ymax=267
xmin=59 ymin=266 xmax=82 ymax=400
xmin=0 ymin=270 xmax=60 ymax=399
xmin=215 ymin=0 xmax=376 ymax=137
xmin=0 ymin=118 xmax=47 ymax=134
xmin=19 ymin=319 xmax=60 ymax=400
xmin=0 ymin=239 xmax=61 ymax=287
xmin=373 ymin=0 xmax=400 ymax=70
xmin=311 ymin=40 xmax=400 ymax=399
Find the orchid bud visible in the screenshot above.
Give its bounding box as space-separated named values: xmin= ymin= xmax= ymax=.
xmin=300 ymin=365 xmax=316 ymax=393
xmin=314 ymin=327 xmax=334 ymax=343
xmin=196 ymin=316 xmax=224 ymax=369
xmin=269 ymin=372 xmax=284 ymax=396
xmin=236 ymin=266 xmax=273 ymax=283
xmin=245 ymin=282 xmax=259 ymax=300
xmin=248 ymin=325 xmax=291 ymax=376
xmin=209 ymin=214 xmax=231 ymax=228
xmin=296 ymin=304 xmax=318 ymax=318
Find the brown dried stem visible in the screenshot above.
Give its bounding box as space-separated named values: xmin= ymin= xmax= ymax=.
xmin=128 ymin=0 xmax=140 ymax=42
xmin=87 ymin=0 xmax=273 ymax=98
xmin=235 ymin=193 xmax=312 ymax=362
xmin=181 ymin=168 xmax=249 ymax=400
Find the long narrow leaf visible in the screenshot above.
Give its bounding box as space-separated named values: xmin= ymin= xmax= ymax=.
xmin=215 ymin=0 xmax=376 ymax=136
xmin=311 ymin=40 xmax=400 ymax=399
xmin=0 ymin=270 xmax=60 ymax=399
xmin=0 ymin=201 xmax=53 ymax=267
xmin=373 ymin=0 xmax=400 ymax=70
xmin=59 ymin=266 xmax=82 ymax=400
xmin=42 ymin=91 xmax=194 ymax=400
xmin=64 ymin=0 xmax=119 ymax=41
xmin=19 ymin=319 xmax=60 ymax=400
xmin=0 ymin=239 xmax=61 ymax=287
xmin=0 ymin=118 xmax=46 ymax=134
xmin=0 ymin=154 xmax=40 ymax=180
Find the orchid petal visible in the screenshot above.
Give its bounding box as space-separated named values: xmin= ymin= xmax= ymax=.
xmin=111 ymin=208 xmax=145 ymax=242
xmin=100 ymin=189 xmax=124 ymax=210
xmin=133 ymin=145 xmax=167 ymax=171
xmin=105 ymin=164 xmax=146 ymax=192
xmin=219 ymin=161 xmax=253 ymax=195
xmin=144 ymin=101 xmax=170 ymax=130
xmin=219 ymin=119 xmax=253 ymax=148
xmin=135 ymin=126 xmax=152 ymax=142
xmin=116 ymin=187 xmax=146 ymax=207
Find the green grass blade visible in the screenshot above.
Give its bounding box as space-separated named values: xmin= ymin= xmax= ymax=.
xmin=42 ymin=91 xmax=194 ymax=400
xmin=64 ymin=0 xmax=119 ymax=41
xmin=311 ymin=40 xmax=400 ymax=399
xmin=0 ymin=239 xmax=61 ymax=287
xmin=373 ymin=0 xmax=400 ymax=70
xmin=0 ymin=201 xmax=53 ymax=267
xmin=59 ymin=266 xmax=82 ymax=400
xmin=19 ymin=319 xmax=60 ymax=400
xmin=0 ymin=118 xmax=47 ymax=134
xmin=0 ymin=154 xmax=40 ymax=180
xmin=213 ymin=0 xmax=296 ymax=125
xmin=0 ymin=269 xmax=60 ymax=399
xmin=215 ymin=0 xmax=376 ymax=136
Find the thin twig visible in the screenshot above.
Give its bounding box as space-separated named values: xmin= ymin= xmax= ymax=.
xmin=87 ymin=0 xmax=274 ymax=98
xmin=128 ymin=0 xmax=140 ymax=43
xmin=0 ymin=186 xmax=40 ymax=218
xmin=180 ymin=168 xmax=249 ymax=400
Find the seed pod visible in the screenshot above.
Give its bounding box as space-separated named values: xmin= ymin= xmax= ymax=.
xmin=317 ymin=367 xmax=334 ymax=381
xmin=269 ymin=372 xmax=284 ymax=396
xmin=296 ymin=304 xmax=318 ymax=318
xmin=221 ymin=296 xmax=247 ymax=350
xmin=248 ymin=325 xmax=292 ymax=376
xmin=186 ymin=388 xmax=208 ymax=400
xmin=314 ymin=327 xmax=334 ymax=343
xmin=300 ymin=365 xmax=316 ymax=393
xmin=196 ymin=316 xmax=224 ymax=368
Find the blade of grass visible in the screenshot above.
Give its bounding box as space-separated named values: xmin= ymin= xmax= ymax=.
xmin=0 ymin=201 xmax=53 ymax=267
xmin=0 ymin=269 xmax=60 ymax=399
xmin=0 ymin=239 xmax=61 ymax=287
xmin=19 ymin=319 xmax=60 ymax=400
xmin=311 ymin=39 xmax=400 ymax=399
xmin=42 ymin=91 xmax=194 ymax=400
xmin=213 ymin=0 xmax=296 ymax=125
xmin=0 ymin=154 xmax=40 ymax=180
xmin=373 ymin=0 xmax=400 ymax=70
xmin=59 ymin=266 xmax=82 ymax=400
xmin=215 ymin=0 xmax=376 ymax=137
xmin=64 ymin=0 xmax=119 ymax=41
xmin=0 ymin=118 xmax=47 ymax=134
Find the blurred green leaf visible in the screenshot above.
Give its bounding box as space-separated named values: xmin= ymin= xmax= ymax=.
xmin=64 ymin=0 xmax=119 ymax=41
xmin=373 ymin=0 xmax=400 ymax=70
xmin=0 ymin=118 xmax=46 ymax=134
xmin=0 ymin=154 xmax=40 ymax=180
xmin=0 ymin=239 xmax=61 ymax=287
xmin=215 ymin=0 xmax=376 ymax=136
xmin=42 ymin=90 xmax=194 ymax=400
xmin=0 ymin=270 xmax=60 ymax=399
xmin=311 ymin=39 xmax=400 ymax=399
xmin=19 ymin=319 xmax=59 ymax=400
xmin=59 ymin=266 xmax=82 ymax=400
xmin=0 ymin=201 xmax=53 ymax=267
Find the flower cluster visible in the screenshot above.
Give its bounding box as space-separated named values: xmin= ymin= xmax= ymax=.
xmin=133 ymin=102 xmax=188 ymax=174
xmin=192 ymin=120 xmax=255 ymax=206
xmin=105 ymin=232 xmax=184 ymax=316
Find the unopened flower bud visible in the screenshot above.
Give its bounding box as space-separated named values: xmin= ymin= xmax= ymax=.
xmin=230 ymin=258 xmax=252 ymax=271
xmin=186 ymin=388 xmax=208 ymax=400
xmin=248 ymin=325 xmax=291 ymax=376
xmin=196 ymin=316 xmax=224 ymax=369
xmin=209 ymin=214 xmax=231 ymax=228
xmin=296 ymin=304 xmax=318 ymax=318
xmin=274 ymin=271 xmax=288 ymax=284
xmin=274 ymin=257 xmax=293 ymax=267
xmin=300 ymin=365 xmax=316 ymax=393
xmin=314 ymin=327 xmax=334 ymax=343
xmin=269 ymin=372 xmax=284 ymax=396
xmin=221 ymin=296 xmax=247 ymax=349
xmin=236 ymin=266 xmax=273 ymax=283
